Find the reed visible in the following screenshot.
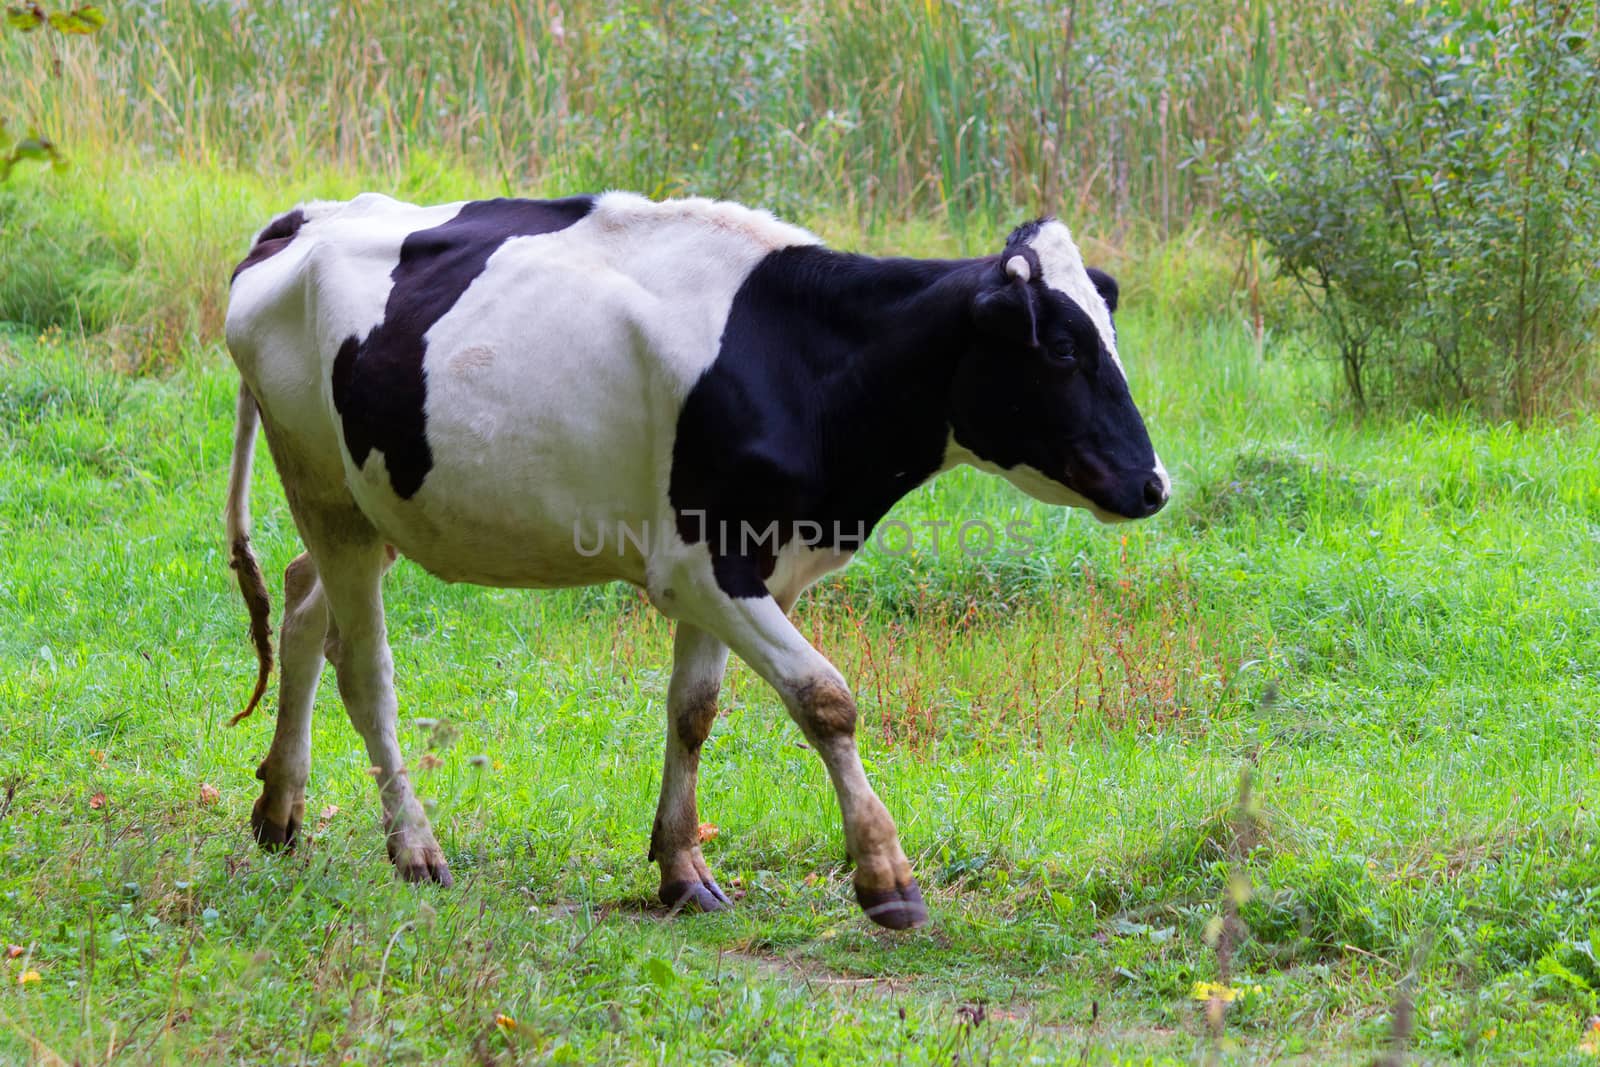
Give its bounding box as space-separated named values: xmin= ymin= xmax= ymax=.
xmin=6 ymin=0 xmax=1378 ymax=232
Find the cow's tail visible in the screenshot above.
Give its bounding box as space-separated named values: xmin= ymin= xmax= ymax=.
xmin=225 ymin=381 xmax=273 ymax=727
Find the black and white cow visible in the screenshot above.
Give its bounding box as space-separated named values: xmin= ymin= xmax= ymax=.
xmin=223 ymin=192 xmax=1168 ymax=929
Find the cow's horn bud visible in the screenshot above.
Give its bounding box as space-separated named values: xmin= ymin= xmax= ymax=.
xmin=1005 ymin=255 xmax=1031 ymax=283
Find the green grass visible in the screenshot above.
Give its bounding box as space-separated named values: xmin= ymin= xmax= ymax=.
xmin=2 ymin=6 xmax=1597 ymax=1054
xmin=6 ymin=247 xmax=1600 ymax=1060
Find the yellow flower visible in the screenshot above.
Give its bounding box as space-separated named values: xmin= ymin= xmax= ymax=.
xmin=495 ymin=1013 xmax=517 ymax=1032
xmin=1191 ymin=981 xmax=1264 ymax=1003
xmin=1191 ymin=981 xmax=1237 ymax=1002
xmin=17 ymin=971 xmax=41 ymax=985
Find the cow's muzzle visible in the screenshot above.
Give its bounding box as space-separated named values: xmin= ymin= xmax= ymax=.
xmin=1139 ymin=474 xmax=1170 ymax=516
xmin=1085 ymin=468 xmax=1169 ymax=522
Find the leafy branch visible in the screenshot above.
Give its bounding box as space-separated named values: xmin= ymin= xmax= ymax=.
xmin=4 ymin=3 xmax=105 ymax=34
xmin=0 ymin=121 xmax=64 ymax=180
xmin=3 ymin=3 xmax=105 ymax=180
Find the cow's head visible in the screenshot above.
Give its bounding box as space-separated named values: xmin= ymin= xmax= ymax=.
xmin=950 ymin=218 xmax=1169 ymax=521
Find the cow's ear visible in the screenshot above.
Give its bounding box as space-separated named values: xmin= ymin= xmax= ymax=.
xmin=1087 ymin=267 xmax=1119 ymax=313
xmin=972 ymin=257 xmax=1039 ymax=348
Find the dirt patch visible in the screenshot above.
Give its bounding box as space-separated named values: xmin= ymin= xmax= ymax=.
xmin=721 ymin=948 xmax=911 ymax=997
xmin=717 ymin=949 xmax=1100 ymax=1040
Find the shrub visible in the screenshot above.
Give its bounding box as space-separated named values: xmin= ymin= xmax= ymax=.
xmin=1225 ymin=0 xmax=1600 ymax=416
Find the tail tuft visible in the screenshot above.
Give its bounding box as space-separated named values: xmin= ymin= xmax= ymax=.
xmin=227 ymin=535 xmax=273 ymax=726
xmin=225 ymin=382 xmax=273 ymax=726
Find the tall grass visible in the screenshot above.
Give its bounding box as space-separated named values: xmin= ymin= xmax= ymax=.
xmin=6 ymin=0 xmax=1375 ymax=233
xmin=0 ymin=136 xmax=1276 ymax=358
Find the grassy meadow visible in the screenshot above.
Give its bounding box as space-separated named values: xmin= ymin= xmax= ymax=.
xmin=5 ymin=2 xmax=1600 ymax=1063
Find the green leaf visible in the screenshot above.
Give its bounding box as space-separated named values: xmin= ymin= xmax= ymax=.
xmin=11 ymin=137 xmax=58 ymax=163
xmin=0 ymin=135 xmax=61 ymax=183
xmin=641 ymin=956 xmax=676 ymax=990
xmin=47 ymin=5 xmax=105 ymax=33
xmin=5 ymin=4 xmax=46 ymax=31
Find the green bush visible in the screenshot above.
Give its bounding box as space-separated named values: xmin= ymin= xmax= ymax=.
xmin=1226 ymin=0 xmax=1600 ymax=416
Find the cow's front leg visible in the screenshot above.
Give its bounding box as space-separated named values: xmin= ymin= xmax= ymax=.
xmin=680 ymin=588 xmax=924 ymax=929
xmin=313 ymin=532 xmax=452 ymax=886
xmin=789 ymin=675 xmax=924 ymax=928
xmin=650 ymin=623 xmax=732 ymax=912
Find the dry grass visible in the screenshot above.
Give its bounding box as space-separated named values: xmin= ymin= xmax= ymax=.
xmin=792 ymin=558 xmax=1235 ymax=752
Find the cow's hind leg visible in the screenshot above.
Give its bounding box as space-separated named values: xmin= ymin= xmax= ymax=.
xmin=251 ymin=551 xmax=327 ymax=849
xmin=307 ymin=516 xmax=452 ymax=886
xmin=650 ymin=623 xmax=732 ymax=913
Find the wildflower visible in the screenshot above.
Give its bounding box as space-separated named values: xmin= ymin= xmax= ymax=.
xmin=1191 ymin=981 xmax=1265 ymax=1003
xmin=1191 ymin=981 xmax=1237 ymax=1002
xmin=17 ymin=971 xmax=41 ymax=985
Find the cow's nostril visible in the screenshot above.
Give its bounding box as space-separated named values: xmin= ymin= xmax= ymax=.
xmin=1143 ymin=477 xmax=1168 ymax=512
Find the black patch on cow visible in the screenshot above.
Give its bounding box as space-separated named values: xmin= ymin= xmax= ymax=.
xmin=671 ymin=229 xmax=1161 ymax=598
xmin=230 ymin=208 xmax=306 ymax=283
xmin=670 ymin=246 xmax=990 ymax=598
xmin=331 ymin=196 xmax=595 ymax=499
xmin=1005 ymin=217 xmax=1049 ymax=249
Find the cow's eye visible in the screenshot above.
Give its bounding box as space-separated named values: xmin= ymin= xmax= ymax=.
xmin=1049 ymin=346 xmax=1079 ymax=370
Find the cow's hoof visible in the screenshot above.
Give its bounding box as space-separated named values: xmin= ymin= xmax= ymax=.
xmin=250 ymin=794 xmax=301 ymax=851
xmin=661 ymin=876 xmax=732 ymax=914
xmin=388 ymin=837 xmax=454 ymax=887
xmin=856 ymin=880 xmax=927 ymax=930
xmin=393 ymin=853 xmax=454 ymax=887
xmin=395 ymin=857 xmax=454 ymax=889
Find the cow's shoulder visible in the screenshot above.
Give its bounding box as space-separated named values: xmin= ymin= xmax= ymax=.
xmin=668 ymin=246 xmax=963 ymax=597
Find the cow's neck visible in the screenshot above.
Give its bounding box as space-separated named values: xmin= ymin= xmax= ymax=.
xmin=755 ymin=245 xmax=990 ymax=530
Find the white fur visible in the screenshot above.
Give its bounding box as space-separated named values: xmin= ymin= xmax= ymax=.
xmin=1023 ymin=219 xmax=1125 ymax=381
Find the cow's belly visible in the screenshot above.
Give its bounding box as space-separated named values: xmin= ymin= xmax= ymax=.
xmin=348 ymin=450 xmax=657 ymax=589
xmin=341 ymin=322 xmax=664 ymax=589
xmin=374 ymin=506 xmax=645 ymax=588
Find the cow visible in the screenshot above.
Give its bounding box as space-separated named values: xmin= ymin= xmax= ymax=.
xmin=223 ymin=191 xmax=1169 ymax=930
